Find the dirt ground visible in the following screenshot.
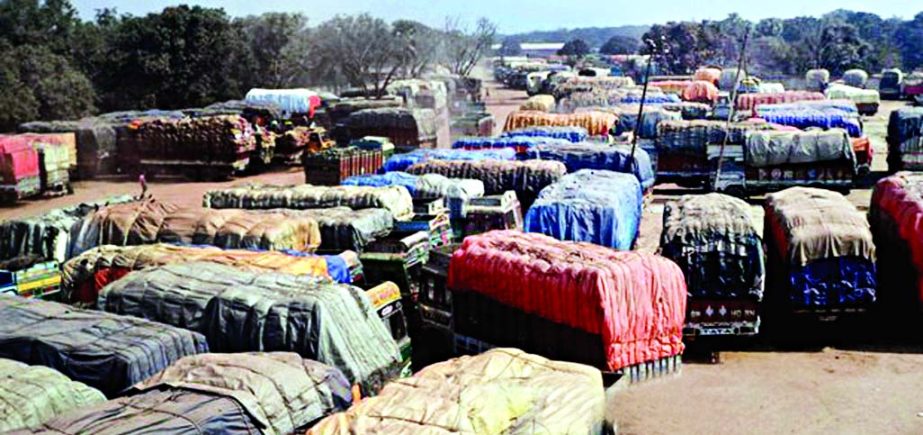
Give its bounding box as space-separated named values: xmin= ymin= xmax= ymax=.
xmin=3 ymin=78 xmax=923 ymax=434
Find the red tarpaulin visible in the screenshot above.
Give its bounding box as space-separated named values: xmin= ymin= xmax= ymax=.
xmin=871 ymin=173 xmax=923 ymax=302
xmin=0 ymin=136 xmax=40 ymax=183
xmin=736 ymin=91 xmax=825 ymax=111
xmin=447 ymin=230 xmax=686 ymax=371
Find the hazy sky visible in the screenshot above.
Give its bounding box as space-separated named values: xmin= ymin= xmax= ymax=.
xmin=72 ymin=0 xmax=917 ymax=33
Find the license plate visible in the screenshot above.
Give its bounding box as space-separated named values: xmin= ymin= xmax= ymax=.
xmin=699 ymin=327 xmax=735 ymax=336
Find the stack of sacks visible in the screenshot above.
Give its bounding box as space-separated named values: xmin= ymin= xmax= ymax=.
xmin=382 ymin=148 xmax=516 ymax=172
xmin=345 ymin=108 xmax=437 ymax=146
xmin=133 ymin=115 xmax=257 ymax=169
xmin=556 ymin=87 xmax=672 ymax=110
xmin=0 ymin=136 xmax=40 ymax=199
xmin=293 ymin=207 xmax=394 ymax=253
xmin=552 ymin=76 xmax=636 ymax=98
xmin=406 ymin=159 xmax=567 ymax=211
xmin=682 ymin=80 xmax=720 ymax=103
xmin=744 ymin=129 xmax=855 ymax=168
xmin=0 ymin=195 xmax=133 ymax=264
xmin=203 ymin=99 xmax=284 ymax=122
xmin=452 ymin=136 xmax=570 ymax=152
xmin=887 ymin=107 xmax=923 ymax=170
xmin=843 ymin=69 xmax=869 ymax=88
xmin=755 ymin=104 xmax=862 ymax=137
xmin=519 ymin=94 xmax=556 ymax=112
xmin=694 ymin=67 xmax=722 ymax=85
xmin=764 ymin=188 xmax=876 ymax=308
xmin=61 ymin=244 xmax=345 ymax=306
xmin=307 ymin=348 xmax=606 ymax=435
xmin=503 ymin=111 xmax=617 ymax=137
xmin=660 ymin=193 xmax=765 ymax=301
xmin=657 ymin=119 xmax=775 ymax=154
xmin=526 ymin=170 xmax=642 ymax=249
xmin=19 ymin=120 xmax=116 ymax=178
xmin=21 ymin=353 xmax=352 ymax=435
xmin=524 ymin=143 xmax=655 ymax=191
xmin=736 ymin=91 xmax=825 ymax=111
xmin=824 ymin=83 xmax=880 ymax=106
xmin=501 ymin=126 xmax=588 ymax=142
xmin=343 ymin=172 xmax=484 ymax=200
xmin=805 ymin=69 xmax=831 ymax=91
xmin=67 ymin=199 xmax=322 ymax=257
xmin=648 ymin=80 xmax=692 ymax=95
xmin=447 ymin=231 xmax=686 ymax=371
xmin=869 ymin=173 xmax=923 ymax=310
xmin=755 ymin=100 xmax=858 ymax=117
xmin=618 ymin=93 xmax=682 ymax=105
xmin=659 ymin=102 xmax=711 ymax=120
xmin=244 ymin=88 xmax=322 ymax=117
xmin=327 ymin=97 xmax=403 ymax=125
xmin=203 ymin=184 xmax=414 ymax=220
xmin=613 ymin=106 xmax=682 ymax=138
xmin=0 ymin=359 xmax=106 ymax=432
xmin=0 ymin=295 xmax=208 ymax=397
xmin=99 ymin=262 xmax=402 ymax=394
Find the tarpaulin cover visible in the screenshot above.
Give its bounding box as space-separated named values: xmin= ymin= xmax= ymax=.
xmin=342 ymin=172 xmax=419 ymax=194
xmin=805 ymin=69 xmax=831 ymax=91
xmin=381 ymin=148 xmax=516 ymax=172
xmin=307 ymin=348 xmax=606 ymax=435
xmin=825 ymin=84 xmax=879 ymax=105
xmin=67 ymin=199 xmax=321 ymax=256
xmin=501 ymin=126 xmax=588 ymax=143
xmin=19 ymin=119 xmax=117 ymax=178
xmin=345 ymin=108 xmax=437 ymax=142
xmin=245 ymin=88 xmax=322 ymax=117
xmin=656 ymin=120 xmax=775 ymax=155
xmin=648 ymin=80 xmax=691 ymax=95
xmin=785 ymin=256 xmax=877 ymax=307
xmin=0 ymin=359 xmax=106 ymax=432
xmin=0 ymin=295 xmax=208 ymax=397
xmin=523 ymin=143 xmax=655 ymax=190
xmin=291 ymin=207 xmax=393 ymax=253
xmin=525 ymin=170 xmax=641 ymax=250
xmin=619 ymin=93 xmax=682 ymax=104
xmin=758 ymin=82 xmax=786 ymax=94
xmin=342 ymin=172 xmax=484 ymax=201
xmin=718 ymin=70 xmax=745 ymax=91
xmin=15 ymin=389 xmax=261 ymax=435
xmin=132 ymin=115 xmax=257 ymax=165
xmin=16 ymin=133 xmax=77 ymax=170
xmin=843 ymin=69 xmax=869 ymax=88
xmin=765 ymin=187 xmax=875 ymax=266
xmin=755 ymin=99 xmax=859 ymax=116
xmin=447 ymin=231 xmax=686 ymax=371
xmin=694 ymin=67 xmax=722 ymax=85
xmin=0 ymin=136 xmax=40 ymax=182
xmin=613 ymin=106 xmax=682 ymax=139
xmin=99 ymin=262 xmax=401 ymax=392
xmin=870 ymin=172 xmax=923 ymax=305
xmin=203 ymin=183 xmax=414 ymax=221
xmin=61 ymin=244 xmax=337 ymax=305
xmin=503 ymin=111 xmax=617 ymax=136
xmin=886 ymin=107 xmax=923 ymax=170
xmin=327 ymin=98 xmax=403 ymax=124
xmin=0 ymin=195 xmax=134 ymax=263
xmin=406 ymin=160 xmax=566 ymax=211
xmin=736 ymin=91 xmax=825 ymax=111
xmin=660 ymin=193 xmax=764 ymax=300
xmin=136 ymin=353 xmax=351 ymax=434
xmin=744 ymin=129 xmax=855 ymax=168
xmin=519 ymin=95 xmax=556 ymax=112
xmin=682 ymin=80 xmax=720 ymax=103
xmin=204 ymin=99 xmax=284 ymax=121
xmin=452 ymin=136 xmax=571 ymax=151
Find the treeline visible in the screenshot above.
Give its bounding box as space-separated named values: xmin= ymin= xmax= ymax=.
xmin=638 ymin=11 xmax=923 ymax=76
xmin=0 ymin=1 xmax=496 ymax=131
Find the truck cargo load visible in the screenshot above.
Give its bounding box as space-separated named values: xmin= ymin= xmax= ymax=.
xmin=869 ymin=173 xmax=923 ymax=313
xmin=0 ymin=136 xmax=41 ymax=202
xmin=0 ymin=359 xmax=106 ymax=432
xmin=736 ymin=91 xmax=825 ymax=111
xmin=382 ymin=148 xmax=516 ymax=172
xmin=99 ymin=262 xmax=402 ymax=393
xmin=886 ymin=107 xmax=923 ymax=171
xmin=501 ymin=125 xmax=588 ymax=142
xmin=307 ymin=348 xmax=607 ymax=435
xmin=293 ymin=207 xmax=394 ymax=253
xmin=19 ymin=120 xmax=117 ymax=179
xmin=452 ymin=135 xmax=571 ymax=152
xmin=345 ymin=108 xmax=438 ymax=149
xmin=660 ymin=193 xmax=765 ymax=336
xmin=447 ymin=230 xmax=686 ymax=371
xmin=503 ymin=110 xmax=617 ymax=137
xmin=523 ymin=142 xmax=655 ymax=190
xmin=525 ymin=170 xmax=642 ymax=250
xmin=203 ymin=183 xmax=414 ymax=221
xmin=244 ymin=88 xmax=322 ymax=118
xmin=343 ymin=172 xmax=484 ymax=202
xmin=764 ymin=188 xmax=876 ymax=312
xmin=824 ymin=83 xmax=880 ymax=115
xmin=0 ymin=295 xmax=208 ymax=397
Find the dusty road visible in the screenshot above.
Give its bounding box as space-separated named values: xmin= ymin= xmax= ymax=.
xmin=3 ymin=78 xmax=923 ymax=434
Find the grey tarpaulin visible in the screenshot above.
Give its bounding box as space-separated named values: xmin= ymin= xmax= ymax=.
xmin=13 ymin=389 xmax=261 ymax=435
xmin=99 ymin=262 xmax=402 ymax=394
xmin=744 ymin=129 xmax=855 ymax=167
xmin=135 ymin=353 xmax=352 ymax=434
xmin=0 ymin=295 xmax=208 ymax=397
xmin=0 ymin=359 xmax=106 ymax=432
xmin=308 ymin=348 xmax=607 ymax=434
xmin=18 ymin=118 xmax=118 ymax=178
xmin=0 ymin=195 xmax=134 ymax=264
xmin=283 ymin=207 xmax=393 ymax=253
xmin=660 ymin=193 xmax=765 ymax=300
xmin=203 ymin=183 xmax=415 ymax=221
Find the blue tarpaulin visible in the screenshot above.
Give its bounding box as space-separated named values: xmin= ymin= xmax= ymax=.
xmin=525 ymin=170 xmax=642 ymax=250
xmin=620 ymin=94 xmax=681 ymax=104
xmin=788 ymin=256 xmax=877 ymax=307
xmin=342 ymin=172 xmax=420 ymax=195
xmin=523 ymin=143 xmax=655 ymax=190
xmin=451 ymin=136 xmax=571 ymax=150
xmin=381 ymin=148 xmax=516 ymax=172
xmin=756 ymin=107 xmax=862 ymax=137
xmin=501 ymin=126 xmax=588 ymax=143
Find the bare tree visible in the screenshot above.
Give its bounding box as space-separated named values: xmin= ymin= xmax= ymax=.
xmin=312 ymin=14 xmax=407 ymax=97
xmin=444 ymin=17 xmax=496 ymax=77
xmin=393 ymin=19 xmax=441 ymax=78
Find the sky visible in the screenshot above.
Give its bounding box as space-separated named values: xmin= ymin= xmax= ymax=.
xmin=72 ymin=0 xmax=918 ymax=34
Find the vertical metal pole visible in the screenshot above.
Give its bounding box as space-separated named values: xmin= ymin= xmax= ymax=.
xmin=713 ymin=28 xmax=751 ymax=186
xmin=629 ymin=39 xmax=658 ymax=172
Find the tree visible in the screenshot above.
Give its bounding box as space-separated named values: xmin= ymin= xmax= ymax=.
xmin=641 ymin=22 xmax=719 ymax=74
xmin=798 ymin=21 xmax=870 ymax=75
xmin=0 ymin=0 xmax=80 ymax=55
xmin=393 ymin=19 xmax=441 ymax=78
xmin=558 ymin=38 xmax=590 ymax=57
xmin=755 ymin=18 xmax=783 ymax=38
xmin=497 ymin=38 xmax=522 ymax=56
xmin=236 ymin=13 xmax=312 ymax=88
xmin=897 ymin=12 xmax=923 ymax=71
xmin=599 ymin=35 xmax=639 ymax=55
xmin=444 ymin=17 xmax=496 ymax=77
xmin=313 ymin=14 xmax=407 ymax=97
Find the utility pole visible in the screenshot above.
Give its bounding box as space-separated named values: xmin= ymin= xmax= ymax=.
xmin=713 ymin=27 xmax=751 ymax=187
xmin=628 ymin=36 xmax=666 ymax=172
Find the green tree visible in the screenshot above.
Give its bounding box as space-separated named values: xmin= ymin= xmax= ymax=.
xmin=0 ymin=0 xmax=80 ymax=55
xmin=235 ymin=12 xmax=311 ymax=88
xmin=558 ymin=38 xmax=590 ymax=57
xmin=897 ymin=13 xmax=923 ymax=70
xmin=497 ymin=38 xmax=522 ymax=56
xmin=599 ymin=35 xmax=639 ymax=55
xmin=393 ymin=19 xmax=442 ymax=77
